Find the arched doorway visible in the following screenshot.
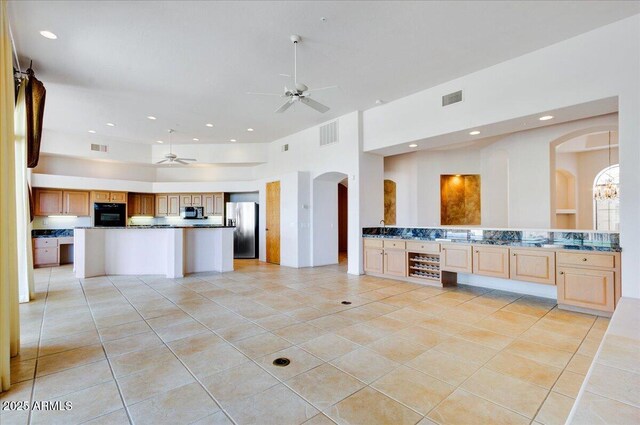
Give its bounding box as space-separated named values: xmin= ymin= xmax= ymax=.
xmin=312 ymin=172 xmax=349 ymax=268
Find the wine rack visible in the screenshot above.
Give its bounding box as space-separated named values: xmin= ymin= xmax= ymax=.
xmin=407 ymin=252 xmax=440 ymax=282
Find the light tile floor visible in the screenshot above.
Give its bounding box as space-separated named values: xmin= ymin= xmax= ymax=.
xmin=0 ymin=260 xmax=609 ymax=425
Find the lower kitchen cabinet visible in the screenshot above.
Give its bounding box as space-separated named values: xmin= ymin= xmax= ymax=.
xmin=383 ymin=249 xmax=406 ymax=277
xmin=557 ymin=267 xmax=615 ymax=313
xmin=364 ymin=247 xmax=384 ymax=274
xmin=440 ymin=244 xmax=472 ymax=273
xmin=473 ymin=246 xmax=509 ymax=279
xmin=509 ymin=249 xmax=556 ymax=285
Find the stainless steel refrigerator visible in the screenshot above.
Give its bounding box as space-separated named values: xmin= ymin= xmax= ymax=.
xmin=226 ymin=202 xmax=258 ymax=259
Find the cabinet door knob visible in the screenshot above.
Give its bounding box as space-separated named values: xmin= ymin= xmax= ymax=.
xmin=512 ymin=253 xmax=516 ymax=256
xmin=474 ymin=250 xmax=479 ymax=253
xmin=582 ymin=258 xmax=588 ymax=262
xmin=559 ymin=271 xmax=564 ymax=275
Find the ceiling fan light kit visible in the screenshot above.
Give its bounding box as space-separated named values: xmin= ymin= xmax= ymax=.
xmin=248 ymin=34 xmax=336 ymax=114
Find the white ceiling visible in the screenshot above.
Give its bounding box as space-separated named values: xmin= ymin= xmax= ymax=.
xmin=8 ymin=1 xmax=640 ymax=146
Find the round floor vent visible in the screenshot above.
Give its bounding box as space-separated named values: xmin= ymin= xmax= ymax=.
xmin=272 ymin=357 xmax=291 ymax=367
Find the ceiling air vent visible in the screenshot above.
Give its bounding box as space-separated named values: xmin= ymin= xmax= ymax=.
xmin=281 ymin=144 xmax=289 ymax=152
xmin=319 ymin=121 xmax=338 ymax=146
xmin=90 ymin=143 xmax=108 ymax=152
xmin=442 ymin=90 xmax=463 ymax=107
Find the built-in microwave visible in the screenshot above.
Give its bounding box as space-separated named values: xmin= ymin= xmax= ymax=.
xmin=181 ymin=206 xmax=205 ymax=219
xmin=94 ymin=203 xmax=126 ymax=227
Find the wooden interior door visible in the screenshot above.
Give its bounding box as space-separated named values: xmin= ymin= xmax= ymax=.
xmin=266 ymin=181 xmax=281 ymax=264
xmin=338 ymin=183 xmax=348 ymax=252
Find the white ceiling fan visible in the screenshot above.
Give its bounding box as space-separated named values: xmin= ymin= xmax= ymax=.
xmin=156 ymin=129 xmax=197 ymax=165
xmin=248 ymin=35 xmax=337 ymax=113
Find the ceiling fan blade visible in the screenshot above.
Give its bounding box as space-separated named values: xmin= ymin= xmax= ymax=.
xmin=178 ymin=158 xmax=197 ymax=161
xmin=247 ymin=91 xmax=283 ymax=96
xmin=156 ymin=159 xmax=169 ymax=164
xmin=300 ymin=97 xmax=330 ymax=113
xmin=279 ymin=73 xmax=291 ymax=77
xmin=175 ymin=159 xmax=189 ymax=165
xmin=305 ymin=85 xmax=338 ymax=93
xmin=275 ymin=99 xmax=294 ymax=113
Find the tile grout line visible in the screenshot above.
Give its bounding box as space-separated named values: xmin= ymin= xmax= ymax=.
xmin=26 ymin=266 xmax=52 ymax=425
xmin=77 ymin=276 xmax=135 ymax=425
xmin=104 ymin=275 xmax=240 ymax=425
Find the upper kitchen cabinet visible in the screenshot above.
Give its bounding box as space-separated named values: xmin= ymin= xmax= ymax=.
xmin=128 ymin=193 xmax=155 ymax=217
xmin=155 ymin=194 xmax=180 ymax=217
xmin=34 ymin=189 xmax=63 ymax=216
xmin=62 ymin=191 xmax=90 ymax=216
xmin=92 ymin=191 xmax=127 ymax=204
xmin=34 ymin=188 xmax=90 ymax=216
xmin=203 ymin=193 xmax=226 ymax=216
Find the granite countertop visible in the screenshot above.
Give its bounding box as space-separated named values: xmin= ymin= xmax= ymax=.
xmin=32 ymin=229 xmax=74 ymax=238
xmin=75 ymin=225 xmax=236 ymax=229
xmin=362 ymin=227 xmax=621 ymax=252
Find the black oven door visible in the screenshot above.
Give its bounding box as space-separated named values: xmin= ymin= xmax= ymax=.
xmin=94 ymin=203 xmax=126 ymax=227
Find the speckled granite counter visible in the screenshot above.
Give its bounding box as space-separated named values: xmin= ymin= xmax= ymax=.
xmin=362 ymin=227 xmax=620 ymax=252
xmin=75 ymin=225 xmax=235 ymax=229
xmin=32 ymin=229 xmax=74 ymax=238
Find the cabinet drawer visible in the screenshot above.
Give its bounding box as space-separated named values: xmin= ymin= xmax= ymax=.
xmin=34 ymin=238 xmax=58 ymax=248
xmin=34 ymin=247 xmax=59 ymax=265
xmin=363 ymin=238 xmax=383 ymax=248
xmin=383 ymin=240 xmax=406 ymax=250
xmin=406 ymin=241 xmax=440 ymax=253
xmin=58 ymin=237 xmax=73 ymax=245
xmin=557 ymin=252 xmax=614 ymax=268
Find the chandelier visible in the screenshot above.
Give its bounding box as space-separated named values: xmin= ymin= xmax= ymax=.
xmin=593 ymin=131 xmax=619 ymax=201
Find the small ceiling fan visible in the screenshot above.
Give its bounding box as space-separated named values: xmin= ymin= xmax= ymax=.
xmin=156 ymin=129 xmax=196 ymax=165
xmin=248 ymin=35 xmax=336 ymax=113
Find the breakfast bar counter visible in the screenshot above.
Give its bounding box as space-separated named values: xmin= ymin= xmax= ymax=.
xmin=74 ymin=225 xmax=235 ymax=278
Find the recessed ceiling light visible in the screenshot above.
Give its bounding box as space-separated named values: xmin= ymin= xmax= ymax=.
xmin=469 ymin=130 xmax=481 ymax=135
xmin=147 ymin=116 xmax=156 ymax=120
xmin=375 ymin=99 xmax=384 ymax=105
xmin=230 ymin=139 xmax=237 ymax=142
xmin=39 ymin=30 xmax=57 ymax=40
xmin=106 ymin=122 xmax=115 ymax=127
xmin=88 ymin=130 xmax=96 ymax=134
xmin=409 ymin=143 xmax=418 ymax=148
xmin=156 ymin=140 xmax=163 ymax=144
xmin=192 ymin=138 xmax=199 ymax=142
xmin=206 ymin=123 xmax=214 ymax=127
xmin=247 ymin=128 xmax=254 ymax=132
xmin=539 ymin=115 xmax=554 ymax=121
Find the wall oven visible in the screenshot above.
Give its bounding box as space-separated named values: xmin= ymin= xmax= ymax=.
xmin=94 ymin=203 xmax=126 ymax=227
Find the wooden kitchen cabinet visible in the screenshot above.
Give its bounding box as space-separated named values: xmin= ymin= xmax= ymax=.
xmin=384 ymin=249 xmax=407 ymax=277
xmin=191 ymin=194 xmax=203 ymax=207
xmin=129 ymin=193 xmax=155 ymax=217
xmin=33 ymin=238 xmax=59 ymax=267
xmin=34 ymin=188 xmax=89 ymax=216
xmin=62 ymin=191 xmax=89 ymax=216
xmin=510 ymin=249 xmax=556 ymax=285
xmin=204 ymin=194 xmax=214 ymax=216
xmin=180 ymin=195 xmax=193 ymax=206
xmin=473 ymin=246 xmax=510 ymax=279
xmin=557 ymin=267 xmax=615 ymax=313
xmin=92 ymin=191 xmax=126 ymax=204
xmin=110 ymin=192 xmax=127 ymax=203
xmin=34 ymin=189 xmax=63 ymax=216
xmin=213 ymin=193 xmax=225 ymax=215
xmin=364 ymin=247 xmax=384 ymax=274
xmin=155 ymin=194 xmax=180 ymax=217
xmin=440 ymin=244 xmax=472 ymax=273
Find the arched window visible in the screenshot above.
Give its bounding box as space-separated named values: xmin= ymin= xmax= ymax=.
xmin=593 ymin=164 xmax=619 ymax=231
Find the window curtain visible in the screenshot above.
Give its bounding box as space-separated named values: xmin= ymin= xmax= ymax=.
xmin=0 ymin=0 xmax=21 ymax=392
xmin=15 ymin=78 xmax=35 ymax=302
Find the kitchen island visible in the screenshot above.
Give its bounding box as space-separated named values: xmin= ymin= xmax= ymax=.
xmin=74 ymin=225 xmax=235 ymax=278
